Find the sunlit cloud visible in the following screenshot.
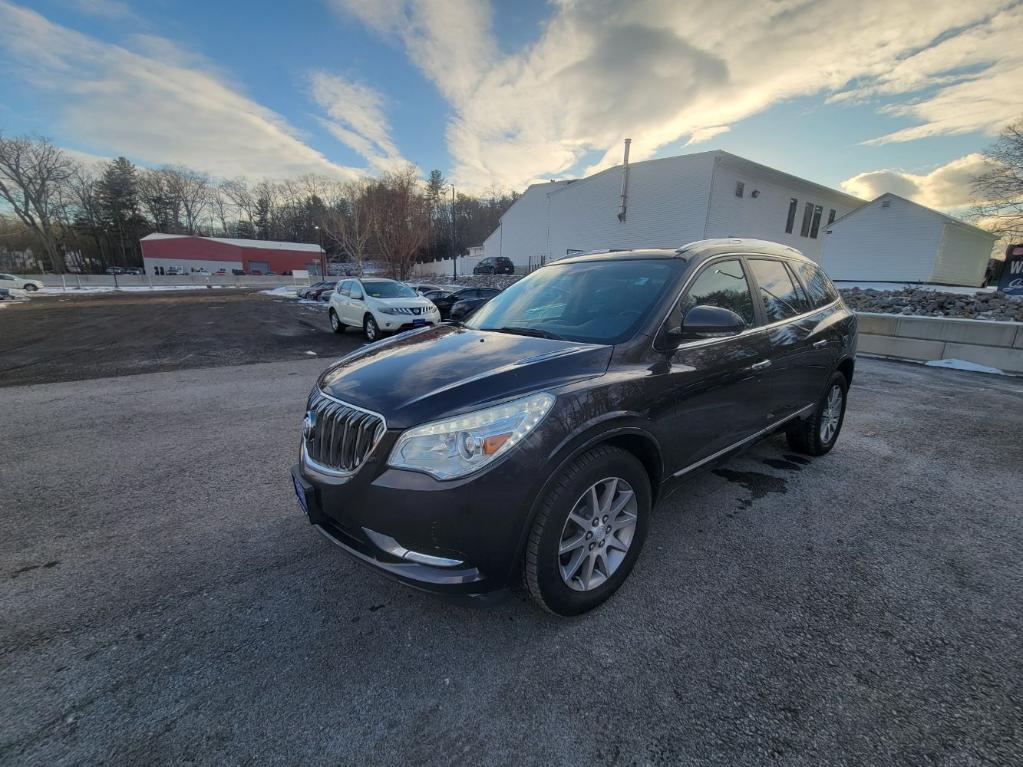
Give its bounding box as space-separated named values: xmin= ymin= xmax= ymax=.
xmin=332 ymin=0 xmax=1023 ymax=192
xmin=840 ymin=154 xmax=994 ymax=210
xmin=0 ymin=1 xmax=362 ymax=179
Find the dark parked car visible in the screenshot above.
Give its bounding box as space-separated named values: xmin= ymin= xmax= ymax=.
xmin=473 ymin=256 xmax=515 ymax=275
xmin=406 ymin=282 xmax=443 ymax=295
xmin=292 ymin=239 xmax=857 ymax=615
xmin=449 ymin=289 xmax=502 ymax=322
xmin=298 ymin=280 xmax=337 ymax=300
xmin=426 ymin=287 xmax=501 ymax=319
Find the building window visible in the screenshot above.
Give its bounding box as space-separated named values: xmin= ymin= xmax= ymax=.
xmin=785 ymin=198 xmax=798 ymax=234
xmin=827 ymin=209 xmax=836 ymax=225
xmin=809 ymin=205 xmax=823 ymax=238
xmin=800 ymin=202 xmax=814 ymax=237
xmin=735 ymin=181 xmax=745 ymax=198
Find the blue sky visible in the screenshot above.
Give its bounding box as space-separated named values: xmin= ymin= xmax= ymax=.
xmin=1 ymin=0 xmax=1020 ymax=210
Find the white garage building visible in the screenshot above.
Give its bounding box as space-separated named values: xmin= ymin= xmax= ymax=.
xmin=483 ymin=150 xmax=864 ymax=269
xmin=819 ymin=193 xmax=997 ymax=287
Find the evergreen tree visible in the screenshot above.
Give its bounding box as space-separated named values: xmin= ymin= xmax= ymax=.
xmin=98 ymin=157 xmax=145 ymax=264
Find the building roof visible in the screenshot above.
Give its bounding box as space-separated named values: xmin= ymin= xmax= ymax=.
xmin=545 ymin=149 xmax=864 ymax=208
xmin=827 ymin=193 xmax=996 ymax=239
xmin=141 ymin=233 xmax=324 ymax=253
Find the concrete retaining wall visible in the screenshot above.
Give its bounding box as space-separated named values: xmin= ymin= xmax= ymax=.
xmin=857 ymin=312 xmax=1023 ymax=374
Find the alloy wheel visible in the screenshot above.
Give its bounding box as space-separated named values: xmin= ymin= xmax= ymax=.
xmin=819 ymin=384 xmax=844 ymax=443
xmin=558 ymin=476 xmax=638 ymax=592
xmin=365 ymin=317 xmax=378 ymax=341
xmin=330 ymin=312 xmax=339 ymax=330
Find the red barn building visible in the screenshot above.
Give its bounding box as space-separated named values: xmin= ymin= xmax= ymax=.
xmin=141 ymin=234 xmax=325 ymax=276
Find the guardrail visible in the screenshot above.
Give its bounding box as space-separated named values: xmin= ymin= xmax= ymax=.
xmin=23 ymin=274 xmax=311 ymax=290
xmin=857 ymin=312 xmax=1023 ymax=374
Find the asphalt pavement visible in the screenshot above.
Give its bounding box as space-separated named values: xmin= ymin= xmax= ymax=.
xmin=1 ymin=296 xmax=1022 ymax=765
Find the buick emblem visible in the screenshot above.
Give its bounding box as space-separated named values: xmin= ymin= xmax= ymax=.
xmin=303 ymin=411 xmax=317 ymax=440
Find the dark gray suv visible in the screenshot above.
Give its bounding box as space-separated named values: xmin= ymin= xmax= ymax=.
xmin=292 ymin=239 xmax=857 ymax=615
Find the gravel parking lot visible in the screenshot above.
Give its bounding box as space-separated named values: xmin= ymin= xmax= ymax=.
xmin=1 ymin=292 xmax=1021 ymax=765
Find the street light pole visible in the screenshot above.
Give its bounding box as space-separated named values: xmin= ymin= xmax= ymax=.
xmin=450 ymin=184 xmax=456 ymax=280
xmin=315 ymin=225 xmax=325 ymax=277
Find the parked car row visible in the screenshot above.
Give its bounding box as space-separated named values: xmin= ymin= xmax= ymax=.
xmin=308 ymin=277 xmax=506 ymax=340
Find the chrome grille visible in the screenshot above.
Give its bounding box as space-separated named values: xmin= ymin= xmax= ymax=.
xmin=303 ymin=391 xmax=386 ymax=474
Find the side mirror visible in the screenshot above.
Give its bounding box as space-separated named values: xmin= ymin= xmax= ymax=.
xmin=681 ymin=305 xmax=746 ymax=340
xmin=659 ymin=304 xmax=746 ymax=350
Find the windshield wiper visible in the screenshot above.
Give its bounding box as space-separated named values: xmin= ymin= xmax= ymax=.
xmin=489 ymin=326 xmax=564 ymax=340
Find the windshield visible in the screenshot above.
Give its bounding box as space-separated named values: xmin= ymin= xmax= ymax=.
xmin=465 ymin=259 xmax=681 ymax=344
xmin=363 ymin=280 xmax=417 ymax=299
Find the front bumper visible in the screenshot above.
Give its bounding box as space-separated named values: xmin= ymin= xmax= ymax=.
xmin=291 ymin=438 xmax=545 ymax=597
xmin=378 ymin=317 xmax=438 ymax=333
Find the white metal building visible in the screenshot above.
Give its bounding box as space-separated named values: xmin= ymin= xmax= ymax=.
xmin=819 ymin=193 xmax=997 ymax=287
xmin=483 ymin=150 xmax=863 ymax=269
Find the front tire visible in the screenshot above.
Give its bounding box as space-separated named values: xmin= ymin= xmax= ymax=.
xmin=363 ymin=314 xmax=380 ymax=342
xmin=329 ymin=309 xmax=345 ymax=334
xmin=786 ymin=371 xmax=848 ymax=456
xmin=525 ymin=446 xmax=651 ymax=616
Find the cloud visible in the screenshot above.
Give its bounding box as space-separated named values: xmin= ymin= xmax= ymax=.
xmin=62 ymin=0 xmax=137 ymax=22
xmin=332 ymin=0 xmax=1023 ymax=192
xmin=840 ymin=153 xmax=994 ymax=210
xmin=309 ymin=71 xmax=407 ymax=172
xmin=0 ymin=1 xmax=362 ymax=180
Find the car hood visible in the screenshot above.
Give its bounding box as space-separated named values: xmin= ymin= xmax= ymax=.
xmin=317 ymin=325 xmax=611 ymax=428
xmin=369 ymin=296 xmax=435 ymax=309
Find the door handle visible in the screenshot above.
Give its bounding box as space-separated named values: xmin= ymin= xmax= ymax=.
xmin=751 ymin=360 xmax=772 ymax=371
xmin=812 ymin=340 xmax=830 ymax=349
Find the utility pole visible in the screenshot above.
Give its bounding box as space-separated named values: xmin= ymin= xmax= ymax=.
xmin=315 ymin=224 xmax=325 ymax=277
xmin=450 ymin=184 xmax=457 ymax=280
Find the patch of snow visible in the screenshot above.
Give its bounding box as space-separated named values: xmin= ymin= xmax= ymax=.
xmin=259 ymin=286 xmax=299 ymax=297
xmin=925 ymin=359 xmax=1006 ymax=375
xmin=37 ymin=285 xmax=244 ymax=294
xmin=298 ymin=299 xmax=328 ymax=308
xmin=304 ymin=351 xmax=317 ymax=356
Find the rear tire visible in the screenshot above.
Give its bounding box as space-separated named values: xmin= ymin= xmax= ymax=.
xmin=329 ymin=310 xmax=345 ymax=334
xmin=525 ymin=446 xmax=651 ymax=616
xmin=24 ymin=284 xmax=38 ymax=292
xmin=786 ymin=371 xmax=848 ymax=456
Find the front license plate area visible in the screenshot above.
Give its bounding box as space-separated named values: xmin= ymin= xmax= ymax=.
xmin=412 ymin=318 xmax=426 ymax=327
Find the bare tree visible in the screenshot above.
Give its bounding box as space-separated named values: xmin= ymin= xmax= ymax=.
xmin=0 ymin=134 xmax=74 ymax=272
xmin=220 ymin=178 xmax=257 ymax=233
xmin=366 ymin=165 xmax=430 ymax=280
xmin=322 ymin=179 xmax=373 ymax=272
xmin=138 ymin=168 xmax=181 ymax=232
xmin=207 ymin=184 xmax=232 ymax=235
xmin=163 ymin=166 xmax=210 ymax=234
xmin=972 ymin=119 xmax=1023 ymax=241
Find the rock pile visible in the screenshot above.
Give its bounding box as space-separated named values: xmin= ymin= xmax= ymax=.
xmin=840 ymin=287 xmax=1023 ymax=322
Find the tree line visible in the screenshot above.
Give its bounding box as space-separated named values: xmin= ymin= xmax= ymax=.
xmin=0 ymin=133 xmax=518 ymax=278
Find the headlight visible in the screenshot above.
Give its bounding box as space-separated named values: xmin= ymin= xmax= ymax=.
xmin=388 ymin=392 xmax=555 ymax=479
xmin=378 ymin=306 xmax=398 ymax=315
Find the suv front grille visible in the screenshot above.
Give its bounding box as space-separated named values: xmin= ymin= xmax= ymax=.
xmin=303 ymin=391 xmax=386 ymax=475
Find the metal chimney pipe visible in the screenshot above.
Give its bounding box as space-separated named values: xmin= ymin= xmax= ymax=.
xmin=617 ymin=138 xmax=631 ymax=222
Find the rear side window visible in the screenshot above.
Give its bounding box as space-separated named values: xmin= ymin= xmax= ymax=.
xmin=792 ymin=261 xmax=840 ymax=308
xmin=748 ymin=259 xmax=806 ymax=323
xmin=672 ymin=258 xmax=756 ymax=328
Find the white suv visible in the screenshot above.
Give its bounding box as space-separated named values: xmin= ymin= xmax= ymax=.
xmin=0 ymin=273 xmax=43 ymax=292
xmin=328 ymin=278 xmax=441 ymax=341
